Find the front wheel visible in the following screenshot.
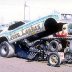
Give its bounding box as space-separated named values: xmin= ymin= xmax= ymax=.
xmin=48 ymin=53 xmax=60 ymax=67
xmin=0 ymin=41 xmax=15 ymax=58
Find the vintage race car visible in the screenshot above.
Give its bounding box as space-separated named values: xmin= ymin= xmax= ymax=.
xmin=0 ymin=14 xmax=65 ymax=67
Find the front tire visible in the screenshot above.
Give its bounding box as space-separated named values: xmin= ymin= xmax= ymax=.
xmin=0 ymin=41 xmax=15 ymax=58
xmin=48 ymin=53 xmax=60 ymax=67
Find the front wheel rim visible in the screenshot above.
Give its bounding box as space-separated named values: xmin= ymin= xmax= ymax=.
xmin=49 ymin=54 xmax=59 ymax=66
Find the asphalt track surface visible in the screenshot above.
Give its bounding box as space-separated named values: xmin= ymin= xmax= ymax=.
xmin=0 ymin=57 xmax=72 ymax=72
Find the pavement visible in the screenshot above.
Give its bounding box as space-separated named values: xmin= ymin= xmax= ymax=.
xmin=0 ymin=57 xmax=72 ymax=72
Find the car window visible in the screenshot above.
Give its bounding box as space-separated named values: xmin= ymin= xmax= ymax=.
xmin=8 ymin=21 xmax=25 ymax=30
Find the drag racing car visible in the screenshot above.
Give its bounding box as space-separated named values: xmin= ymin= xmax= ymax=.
xmin=0 ymin=13 xmax=67 ymax=67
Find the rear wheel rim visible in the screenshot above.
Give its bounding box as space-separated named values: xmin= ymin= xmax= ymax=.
xmin=1 ymin=45 xmax=8 ymax=55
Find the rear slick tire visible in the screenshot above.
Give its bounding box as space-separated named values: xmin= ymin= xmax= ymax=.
xmin=0 ymin=41 xmax=15 ymax=58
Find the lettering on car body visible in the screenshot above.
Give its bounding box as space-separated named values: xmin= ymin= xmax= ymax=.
xmin=10 ymin=24 xmax=42 ymax=40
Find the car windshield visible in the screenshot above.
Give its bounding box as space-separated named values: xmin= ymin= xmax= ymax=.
xmin=0 ymin=24 xmax=8 ymax=31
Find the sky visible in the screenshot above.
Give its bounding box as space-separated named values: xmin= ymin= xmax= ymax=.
xmin=0 ymin=0 xmax=72 ymax=24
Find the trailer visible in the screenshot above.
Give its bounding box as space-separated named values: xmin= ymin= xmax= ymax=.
xmin=0 ymin=14 xmax=68 ymax=67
